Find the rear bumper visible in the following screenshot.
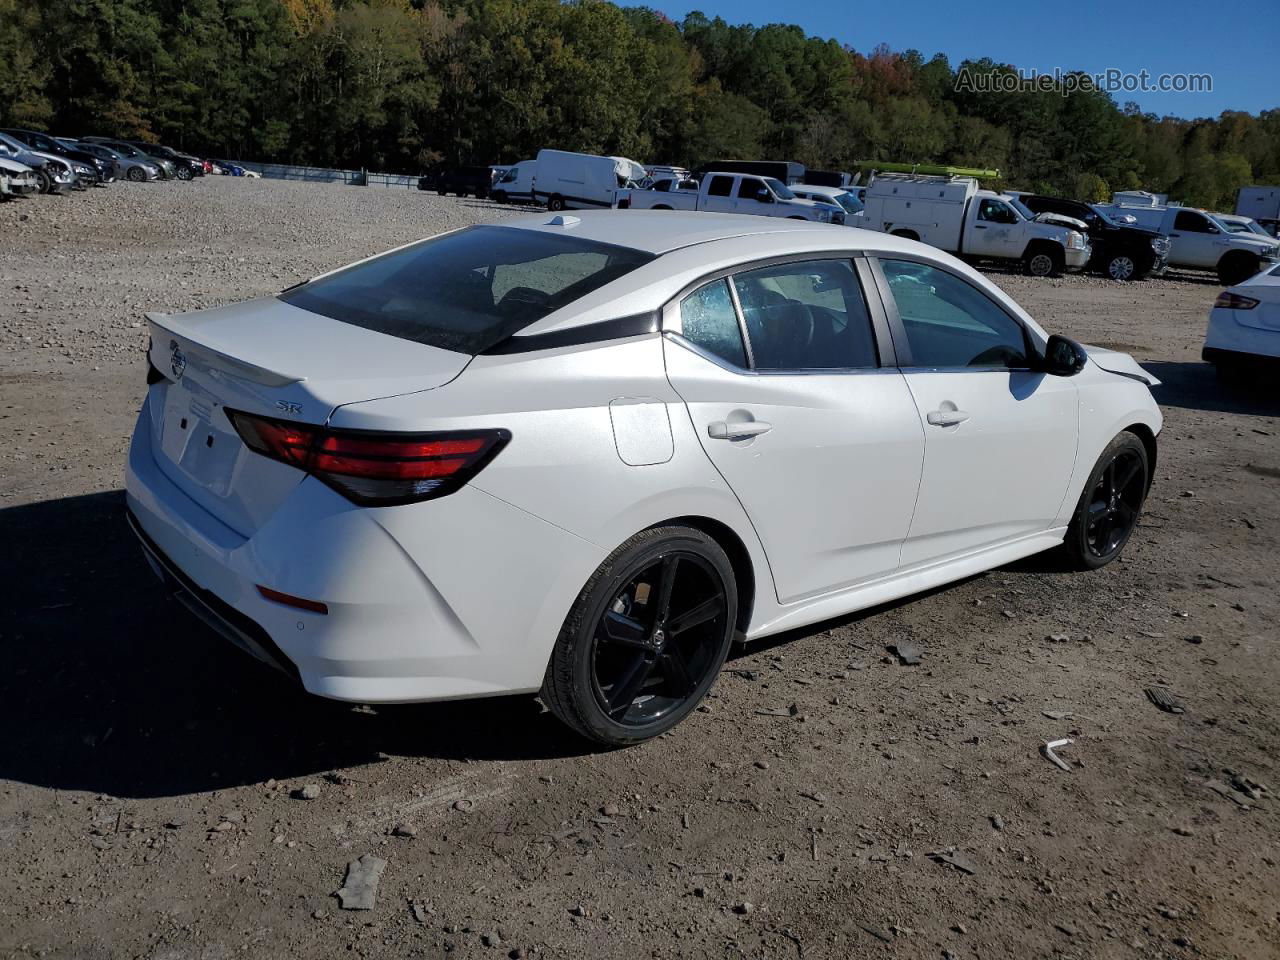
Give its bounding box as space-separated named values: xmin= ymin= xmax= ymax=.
xmin=124 ymin=398 xmax=603 ymax=703
xmin=1204 ymin=308 xmax=1280 ymax=362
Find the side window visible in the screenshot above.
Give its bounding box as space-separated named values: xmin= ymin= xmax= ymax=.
xmin=1173 ymin=210 xmax=1209 ymax=232
xmin=978 ymin=199 xmax=1013 ymax=223
xmin=679 ymin=279 xmax=748 ymax=368
xmin=880 ymin=259 xmax=1030 ymax=369
xmin=736 ymin=177 xmax=766 ymax=200
xmin=732 ymin=260 xmax=877 ymax=370
xmin=707 ymin=176 xmax=734 ymax=197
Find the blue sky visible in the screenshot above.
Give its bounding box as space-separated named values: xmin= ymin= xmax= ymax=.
xmin=650 ymin=0 xmax=1278 ymax=119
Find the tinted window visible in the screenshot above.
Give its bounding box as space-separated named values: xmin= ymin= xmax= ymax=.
xmin=1174 ymin=210 xmax=1210 ymax=232
xmin=679 ymin=279 xmax=747 ymax=367
xmin=978 ymin=199 xmax=1014 ymax=223
xmin=280 ymin=226 xmax=654 ymax=354
xmin=881 ymin=260 xmax=1029 ymax=368
xmin=736 ymin=178 xmax=767 ymax=200
xmin=733 ymin=260 xmax=877 ymax=370
xmin=707 ymin=176 xmax=734 ymax=197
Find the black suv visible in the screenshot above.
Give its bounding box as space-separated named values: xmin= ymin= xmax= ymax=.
xmin=128 ymin=142 xmax=205 ymax=180
xmin=1019 ymin=195 xmax=1169 ymax=281
xmin=419 ymin=165 xmax=494 ymax=198
xmin=0 ymin=128 xmax=114 ymax=185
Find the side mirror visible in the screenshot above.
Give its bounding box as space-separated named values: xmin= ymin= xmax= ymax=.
xmin=1040 ymin=334 xmax=1088 ymax=377
xmin=756 ymin=192 xmax=774 ymax=203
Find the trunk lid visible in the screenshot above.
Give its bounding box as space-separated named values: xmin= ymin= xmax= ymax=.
xmin=146 ymin=296 xmax=472 ymax=536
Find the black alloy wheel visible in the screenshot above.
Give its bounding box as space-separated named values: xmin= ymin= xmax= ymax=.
xmin=542 ymin=526 xmax=737 ymax=745
xmin=1063 ymin=432 xmax=1149 ymax=569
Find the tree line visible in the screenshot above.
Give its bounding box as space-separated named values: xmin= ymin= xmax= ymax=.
xmin=2 ymin=0 xmax=1276 ymax=210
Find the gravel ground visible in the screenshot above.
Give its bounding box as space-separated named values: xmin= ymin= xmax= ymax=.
xmin=1 ymin=178 xmax=1278 ymax=960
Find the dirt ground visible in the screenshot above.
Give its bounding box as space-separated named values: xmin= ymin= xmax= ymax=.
xmin=1 ymin=178 xmax=1277 ymax=960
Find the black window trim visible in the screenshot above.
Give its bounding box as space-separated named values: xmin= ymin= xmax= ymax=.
xmin=662 ymin=251 xmax=897 ymax=375
xmin=867 ymin=253 xmax=1041 ymax=372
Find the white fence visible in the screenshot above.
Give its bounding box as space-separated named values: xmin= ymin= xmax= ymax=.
xmin=236 ymin=161 xmax=419 ymax=189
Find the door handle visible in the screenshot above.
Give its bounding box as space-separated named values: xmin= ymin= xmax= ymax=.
xmin=926 ymin=409 xmax=970 ymax=427
xmin=974 ymin=224 xmax=988 ymax=229
xmin=708 ymin=419 xmax=772 ymax=440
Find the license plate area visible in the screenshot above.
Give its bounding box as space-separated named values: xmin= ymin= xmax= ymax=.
xmin=158 ymin=387 xmax=242 ymax=497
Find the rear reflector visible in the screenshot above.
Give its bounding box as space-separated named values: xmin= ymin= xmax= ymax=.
xmin=257 ymin=585 xmax=328 ymax=615
xmin=226 ymin=409 xmax=509 ymax=506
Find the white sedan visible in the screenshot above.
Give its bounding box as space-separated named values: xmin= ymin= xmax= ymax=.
xmin=125 ymin=212 xmax=1162 ymax=745
xmin=1203 ymin=263 xmax=1280 ymax=371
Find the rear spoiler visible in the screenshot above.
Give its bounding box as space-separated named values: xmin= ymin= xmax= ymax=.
xmin=146 ymin=312 xmax=308 ymax=387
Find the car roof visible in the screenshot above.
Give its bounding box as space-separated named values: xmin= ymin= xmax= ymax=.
xmin=498 ymin=210 xmax=886 ymax=256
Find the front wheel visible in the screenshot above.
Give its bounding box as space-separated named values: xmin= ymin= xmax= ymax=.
xmin=176 ymin=166 xmax=193 ymax=181
xmin=541 ymin=526 xmax=737 ymax=746
xmin=1105 ymin=253 xmax=1138 ymax=281
xmin=1024 ymin=247 xmax=1063 ymax=277
xmin=126 ymin=166 xmax=146 ymax=182
xmin=1062 ymin=432 xmax=1149 ymax=570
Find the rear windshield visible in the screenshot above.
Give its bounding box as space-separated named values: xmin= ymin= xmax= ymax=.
xmin=280 ymin=225 xmax=654 ymax=353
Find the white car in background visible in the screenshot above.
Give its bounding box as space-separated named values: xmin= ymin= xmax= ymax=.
xmin=790 ymin=183 xmax=865 ymax=222
xmin=126 ymin=212 xmax=1162 ymax=745
xmin=1203 ymin=263 xmax=1280 ymax=372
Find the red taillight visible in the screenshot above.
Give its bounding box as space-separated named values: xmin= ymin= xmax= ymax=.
xmin=225 ymin=409 xmax=509 ymax=506
xmin=1214 ymin=291 xmax=1260 ymax=310
xmin=257 ymin=585 xmax=328 ymax=614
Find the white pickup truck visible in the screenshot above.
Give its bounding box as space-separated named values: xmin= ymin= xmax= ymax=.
xmin=861 ymin=173 xmax=1090 ymax=276
xmin=1095 ymin=204 xmax=1280 ymax=285
xmin=617 ymin=172 xmax=842 ymax=224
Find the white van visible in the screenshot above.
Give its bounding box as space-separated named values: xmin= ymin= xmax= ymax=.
xmin=491 ymin=159 xmax=535 ymax=205
xmin=532 ymin=149 xmax=643 ymax=211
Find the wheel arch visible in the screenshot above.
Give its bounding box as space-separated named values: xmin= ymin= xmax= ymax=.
xmin=1123 ymin=421 xmax=1158 ymax=491
xmin=643 ymin=515 xmax=757 ymax=636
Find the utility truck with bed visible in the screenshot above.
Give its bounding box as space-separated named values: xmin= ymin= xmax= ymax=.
xmin=618 ymin=172 xmax=841 ymax=224
xmin=861 ymin=173 xmax=1090 ymax=276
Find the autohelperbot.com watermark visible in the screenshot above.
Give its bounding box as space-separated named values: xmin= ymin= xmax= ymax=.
xmin=955 ymin=66 xmax=1212 ymax=97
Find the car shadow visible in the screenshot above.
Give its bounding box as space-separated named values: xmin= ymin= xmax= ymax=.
xmin=0 ymin=491 xmax=592 ymax=800
xmin=1143 ymin=360 xmax=1280 ymax=416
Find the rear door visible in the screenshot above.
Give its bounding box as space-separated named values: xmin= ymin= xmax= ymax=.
xmin=664 ymin=256 xmax=924 ymax=603
xmin=699 ymin=175 xmax=736 ymax=214
xmin=872 ymin=257 xmax=1079 ymax=567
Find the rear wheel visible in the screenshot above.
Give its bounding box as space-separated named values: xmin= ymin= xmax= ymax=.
xmin=541 ymin=526 xmax=737 ymax=745
xmin=1062 ymin=432 xmax=1149 ymax=570
xmin=891 ymin=229 xmax=920 ymax=242
xmin=547 ymin=194 xmax=566 ymax=212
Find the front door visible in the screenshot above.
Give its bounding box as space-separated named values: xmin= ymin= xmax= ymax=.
xmin=1169 ymin=209 xmax=1223 ymax=268
xmin=665 ymin=257 xmax=924 ymax=603
xmin=874 ymin=258 xmax=1079 ymax=567
xmin=967 ymin=197 xmax=1024 ymax=260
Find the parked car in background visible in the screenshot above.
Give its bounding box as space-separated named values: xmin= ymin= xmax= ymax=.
xmin=66 ymin=139 xmax=159 ymax=182
xmin=1216 ymin=213 xmax=1274 ymax=240
xmin=0 ymin=155 xmax=40 ymax=199
xmin=693 ymin=160 xmax=806 ymax=185
xmin=419 ymin=165 xmax=495 ymax=198
xmin=82 ymin=138 xmax=178 ymax=180
xmin=1017 ymin=194 xmax=1169 ymax=281
xmin=790 ymin=183 xmax=864 ymax=222
xmin=620 ymin=171 xmax=840 ymax=223
xmin=1235 ymin=185 xmax=1279 ymax=237
xmin=0 ymin=132 xmax=78 ymax=194
xmin=1 ymin=128 xmax=115 ymax=186
xmin=1097 ymin=204 xmax=1280 ymax=285
xmin=211 ymin=159 xmax=246 ymax=176
xmin=862 ymin=174 xmax=1090 ymax=277
xmin=490 ymin=160 xmax=535 ymax=204
xmin=125 ymin=212 xmax=1161 ymax=745
xmin=1203 ymin=263 xmax=1280 ymax=374
xmin=532 ymin=150 xmax=644 ymax=210
xmin=126 ymin=141 xmax=205 ymax=180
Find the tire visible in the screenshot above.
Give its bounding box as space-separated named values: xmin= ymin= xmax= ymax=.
xmin=34 ymin=168 xmax=52 ymax=194
xmin=1061 ymin=432 xmax=1149 ymax=570
xmin=1105 ymin=253 xmax=1138 ymax=281
xmin=652 ymin=204 xmax=673 ymax=210
xmin=541 ymin=525 xmax=738 ymax=746
xmin=176 ymin=166 xmax=193 ymax=181
xmin=1217 ymin=252 xmax=1260 ymax=287
xmin=492 ymin=190 xmax=507 ymax=204
xmin=547 ymin=194 xmax=566 ymax=212
xmin=891 ymin=229 xmax=919 ymax=242
xmin=1024 ymin=246 xmax=1063 ymax=278
xmin=126 ymin=166 xmax=146 ymax=183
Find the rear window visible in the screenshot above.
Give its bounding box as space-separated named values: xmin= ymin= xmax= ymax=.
xmin=279 ymin=226 xmax=654 ymax=354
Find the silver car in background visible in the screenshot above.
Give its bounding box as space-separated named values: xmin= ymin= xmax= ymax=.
xmin=0 ymin=132 xmax=77 ymax=194
xmin=67 ymin=139 xmax=160 ymax=182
